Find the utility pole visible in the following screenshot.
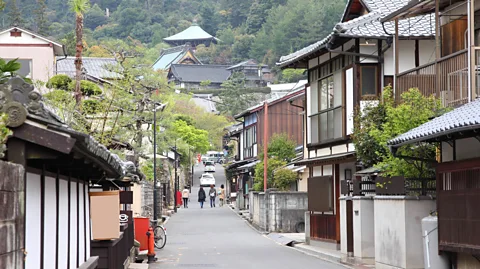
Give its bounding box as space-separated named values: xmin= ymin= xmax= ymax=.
xmin=263 ymin=101 xmax=268 ymax=192
xmin=174 ymin=140 xmax=178 ymax=213
xmin=153 ymin=107 xmax=158 ymax=222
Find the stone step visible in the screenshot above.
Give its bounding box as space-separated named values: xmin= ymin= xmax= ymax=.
xmin=128 ymin=263 xmax=149 ymax=269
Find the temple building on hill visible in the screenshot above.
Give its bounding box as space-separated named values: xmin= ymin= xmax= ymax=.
xmin=152 ymin=43 xmax=202 ymax=71
xmin=163 ymin=22 xmax=219 ymax=47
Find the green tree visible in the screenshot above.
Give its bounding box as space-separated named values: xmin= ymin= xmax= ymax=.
xmin=232 ymin=34 xmax=254 ymax=62
xmin=250 ymin=0 xmax=344 ymax=66
xmin=7 ymin=0 xmax=24 ymax=26
xmin=200 ymin=4 xmax=219 ymax=36
xmin=217 ymin=74 xmax=260 ymax=116
xmin=85 ymin=3 xmax=107 ymax=30
xmin=170 ymin=120 xmax=210 ymax=154
xmin=281 ymin=69 xmax=306 ymax=83
xmin=71 ymin=0 xmax=90 ymax=104
xmin=273 ymin=168 xmax=297 ymax=190
xmin=0 ymin=1 xmax=5 ymax=11
xmin=253 ymin=158 xmax=286 ymax=191
xmin=261 ymin=133 xmax=296 ymax=161
xmin=33 ymin=0 xmax=48 ymax=35
xmin=353 ymin=87 xmax=445 ymax=178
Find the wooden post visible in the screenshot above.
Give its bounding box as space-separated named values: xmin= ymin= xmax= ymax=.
xmin=435 ymin=0 xmax=441 ymax=99
xmin=468 ymin=0 xmax=476 ymax=101
xmin=394 ymin=19 xmax=399 ymax=97
xmin=263 ymin=101 xmax=268 ymax=192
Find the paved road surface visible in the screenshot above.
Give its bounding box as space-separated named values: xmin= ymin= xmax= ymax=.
xmin=149 ymin=163 xmax=344 ymax=269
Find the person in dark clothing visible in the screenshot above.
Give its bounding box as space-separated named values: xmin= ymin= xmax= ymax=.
xmin=198 ymin=187 xmax=206 ymax=208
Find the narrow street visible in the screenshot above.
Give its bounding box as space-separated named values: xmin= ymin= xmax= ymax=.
xmin=149 ymin=163 xmax=345 ymax=269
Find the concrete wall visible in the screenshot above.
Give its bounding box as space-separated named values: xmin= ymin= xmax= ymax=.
xmin=374 ymin=196 xmax=436 ymax=269
xmin=298 ymin=171 xmax=308 ymax=192
xmin=353 ymin=197 xmax=375 ymax=259
xmin=0 ymin=161 xmax=25 ymax=269
xmin=249 ymin=190 xmax=307 ymax=232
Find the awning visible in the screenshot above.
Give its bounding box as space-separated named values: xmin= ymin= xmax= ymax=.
xmin=292 ymin=165 xmax=306 ymax=172
xmin=238 ymin=160 xmax=260 ymax=170
xmin=226 ymin=159 xmax=256 ymax=171
xmin=293 ymin=152 xmax=356 ymax=166
xmin=354 ymin=167 xmax=380 ymax=176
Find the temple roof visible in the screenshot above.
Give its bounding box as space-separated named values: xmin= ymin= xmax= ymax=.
xmin=168 ymin=64 xmax=231 ymax=84
xmin=152 ymin=44 xmax=201 ymax=70
xmin=164 ymin=23 xmax=218 ymax=45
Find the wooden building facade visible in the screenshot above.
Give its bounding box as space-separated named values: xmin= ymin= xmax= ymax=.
xmin=0 ymin=77 xmax=139 ymax=269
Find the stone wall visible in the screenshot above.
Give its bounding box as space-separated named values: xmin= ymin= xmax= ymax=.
xmin=248 ymin=190 xmax=307 ymax=233
xmin=0 ymin=161 xmax=25 ymax=269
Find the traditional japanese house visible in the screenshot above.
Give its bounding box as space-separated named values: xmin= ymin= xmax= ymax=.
xmin=385 ymin=0 xmax=480 ymax=267
xmin=0 ymin=77 xmax=139 ymax=269
xmin=167 ymin=64 xmax=231 ymax=89
xmin=227 ymin=59 xmax=273 ymax=87
xmin=388 ymin=98 xmax=480 ymax=268
xmin=382 ymin=0 xmax=479 ymax=106
xmin=277 ymin=0 xmax=435 ymax=249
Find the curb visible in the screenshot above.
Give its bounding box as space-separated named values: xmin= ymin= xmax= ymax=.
xmin=286 ymin=245 xmax=353 ymax=269
xmin=227 ymin=205 xmax=267 ymax=235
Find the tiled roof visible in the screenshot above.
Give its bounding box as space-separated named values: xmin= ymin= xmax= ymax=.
xmin=164 ymin=23 xmax=216 ymax=41
xmin=152 ymin=44 xmax=201 ymax=70
xmin=277 ymin=0 xmax=434 ymax=67
xmin=57 ymin=57 xmax=121 ymax=79
xmin=169 ymin=64 xmax=231 ymax=84
xmin=227 ymin=59 xmax=267 ymax=70
xmin=388 ymin=99 xmax=480 ymax=147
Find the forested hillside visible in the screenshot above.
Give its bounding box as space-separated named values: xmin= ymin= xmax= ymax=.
xmin=0 ymin=0 xmax=346 ymax=72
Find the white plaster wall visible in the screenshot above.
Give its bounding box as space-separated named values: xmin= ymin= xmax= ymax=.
xmin=44 ymin=176 xmax=57 ymax=269
xmin=25 ymin=173 xmax=41 ymax=269
xmin=442 ymin=141 xmax=454 ymax=162
xmin=353 ymin=198 xmax=375 ymax=259
xmin=78 ymin=183 xmax=85 ymax=265
xmin=69 ymin=181 xmax=78 ymax=269
xmin=317 ymin=148 xmax=331 ymax=156
xmin=84 ymin=184 xmax=91 ymax=259
xmin=384 ymin=40 xmax=436 ymax=76
xmin=239 ymin=132 xmax=244 ymax=160
xmin=58 ymin=180 xmax=68 ymax=269
xmin=374 ymin=197 xmax=436 ymax=269
xmin=309 ymin=57 xmax=319 ymax=68
xmin=340 ymin=199 xmax=348 ymax=255
xmin=405 ymin=199 xmax=437 ymax=269
xmin=346 ymin=68 xmax=354 ymax=135
xmin=298 ymin=171 xmax=308 ymax=192
xmin=455 ymin=137 xmax=480 ymax=160
xmin=332 ymin=144 xmax=348 ymax=155
xmin=132 ymin=183 xmax=142 ymax=217
xmin=359 ymin=39 xmax=379 ymax=63
xmin=312 ymin=166 xmax=322 ymax=177
xmin=0 ymin=46 xmax=55 ymax=82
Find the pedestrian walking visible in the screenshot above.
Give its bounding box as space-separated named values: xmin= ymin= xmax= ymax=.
xmin=219 ymin=184 xmax=225 ymax=207
xmin=198 ymin=187 xmax=206 ymax=208
xmin=209 ymin=185 xmax=216 ymax=208
xmin=182 ymin=186 xmax=190 ymax=208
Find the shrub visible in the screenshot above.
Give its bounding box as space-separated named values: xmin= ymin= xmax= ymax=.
xmin=81 ymin=99 xmax=105 ymax=114
xmin=69 ymin=80 xmax=103 ymax=96
xmin=273 ymin=168 xmax=297 ymax=191
xmin=47 ymin=74 xmax=72 ymax=90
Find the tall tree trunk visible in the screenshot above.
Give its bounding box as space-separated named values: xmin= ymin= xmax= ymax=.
xmin=74 ymin=14 xmax=84 ymax=105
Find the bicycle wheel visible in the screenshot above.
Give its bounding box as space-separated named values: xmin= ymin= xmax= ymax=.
xmin=154 ymin=226 xmax=167 ymax=249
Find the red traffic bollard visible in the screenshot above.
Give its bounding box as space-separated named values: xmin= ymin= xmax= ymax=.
xmin=146 ymin=227 xmax=157 ymax=263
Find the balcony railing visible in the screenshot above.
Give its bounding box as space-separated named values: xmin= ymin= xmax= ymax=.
xmin=340 ymin=176 xmax=436 ymax=197
xmin=396 ymin=49 xmax=469 ymax=107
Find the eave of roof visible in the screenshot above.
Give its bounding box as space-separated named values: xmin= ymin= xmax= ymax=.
xmin=0 ymin=26 xmax=66 ymax=56
xmin=293 ymin=152 xmax=356 ymax=166
xmin=388 ymin=98 xmax=480 ymax=147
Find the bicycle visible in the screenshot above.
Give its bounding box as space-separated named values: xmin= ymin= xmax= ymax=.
xmin=141 ymin=205 xmax=167 ymax=249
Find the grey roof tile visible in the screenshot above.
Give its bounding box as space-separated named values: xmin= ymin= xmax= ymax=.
xmin=169 ymin=64 xmax=231 ymax=84
xmin=57 ymin=57 xmax=121 ymax=79
xmin=388 ymin=99 xmax=480 ymax=146
xmin=277 ymin=0 xmax=434 ymax=67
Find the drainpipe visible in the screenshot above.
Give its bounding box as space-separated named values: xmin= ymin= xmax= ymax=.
xmin=55 ymin=45 xmax=68 ymax=75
